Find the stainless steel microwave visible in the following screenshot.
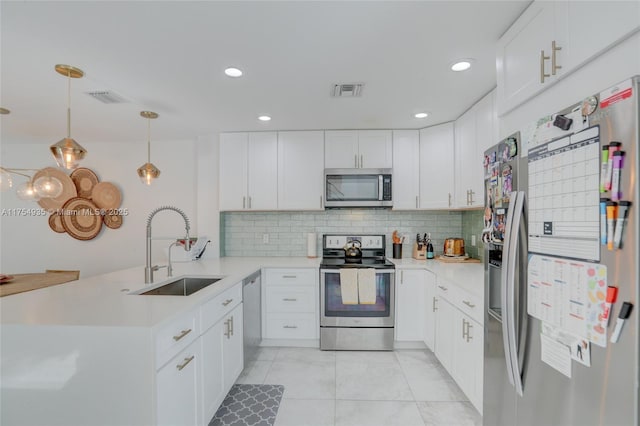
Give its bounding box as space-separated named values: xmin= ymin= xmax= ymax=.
xmin=324 ymin=168 xmax=392 ymax=208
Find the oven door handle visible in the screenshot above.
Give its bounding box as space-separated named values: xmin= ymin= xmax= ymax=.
xmin=320 ymin=269 xmax=396 ymax=274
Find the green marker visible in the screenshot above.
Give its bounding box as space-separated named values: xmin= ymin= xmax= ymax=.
xmin=599 ymin=144 xmax=609 ymax=192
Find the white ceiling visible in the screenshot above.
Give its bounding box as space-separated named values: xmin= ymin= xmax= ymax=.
xmin=0 ymin=1 xmax=529 ymax=145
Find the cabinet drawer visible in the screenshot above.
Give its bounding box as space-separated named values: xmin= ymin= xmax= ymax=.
xmin=155 ymin=310 xmax=199 ymax=369
xmin=265 ymin=268 xmax=317 ymax=286
xmin=266 ymin=286 xmax=316 ymax=313
xmin=201 ymin=282 xmax=243 ymax=332
xmin=435 ymin=277 xmax=454 ymax=302
xmin=454 ymin=288 xmax=483 ymax=325
xmin=265 ymin=313 xmax=317 ymax=339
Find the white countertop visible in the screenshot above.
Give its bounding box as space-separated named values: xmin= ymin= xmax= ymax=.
xmin=0 ymin=256 xmax=484 ymax=328
xmin=390 ymin=258 xmax=484 ymax=299
xmin=0 ymin=257 xmax=320 ymax=328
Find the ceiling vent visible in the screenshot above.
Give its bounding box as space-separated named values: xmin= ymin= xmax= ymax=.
xmin=332 ymin=83 xmax=363 ymax=98
xmin=84 ymin=90 xmax=129 ymax=104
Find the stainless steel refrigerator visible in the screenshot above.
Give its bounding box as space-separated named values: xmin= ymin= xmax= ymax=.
xmin=483 ymin=76 xmax=638 ymax=426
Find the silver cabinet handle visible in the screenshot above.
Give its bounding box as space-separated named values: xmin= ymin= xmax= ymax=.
xmin=282 ymin=298 xmax=297 ymax=302
xmin=248 ymin=196 xmax=252 ymax=209
xmin=224 ymin=319 xmax=230 ymax=338
xmin=448 ymin=193 xmax=452 ymax=207
xmin=438 ymin=285 xmax=448 ymax=291
xmin=243 ymin=196 xmax=246 ymax=209
xmin=282 ymin=275 xmax=297 ymax=279
xmin=463 ymin=300 xmax=476 ymax=308
xmin=400 ymin=270 xmax=404 ymax=284
xmin=466 ymin=190 xmax=470 ymax=206
xmin=540 ymin=50 xmax=550 ymax=83
xmin=466 ymin=321 xmax=473 ymax=342
xmin=176 ymin=355 xmax=195 ymax=371
xmin=469 ymin=190 xmax=475 ymax=205
xmin=222 ymin=298 xmax=233 ymax=306
xmin=283 ymin=325 xmax=298 ymax=329
xmin=432 ymin=296 xmax=438 ymax=312
xmin=461 ymin=318 xmax=467 ymax=339
xmin=360 ymin=154 xmax=363 ymax=168
xmin=355 ymin=154 xmax=358 ymax=168
xmin=229 ymin=315 xmax=234 ymax=336
xmin=551 ymin=40 xmax=562 ymax=75
xmin=172 ymin=328 xmax=192 ymax=342
xmin=416 ymin=196 xmax=419 ymax=209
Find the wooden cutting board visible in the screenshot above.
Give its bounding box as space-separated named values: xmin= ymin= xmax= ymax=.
xmin=435 ymin=255 xmax=481 ymax=264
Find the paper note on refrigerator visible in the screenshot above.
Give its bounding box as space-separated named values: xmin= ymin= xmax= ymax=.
xmin=528 ymin=254 xmax=608 ymax=347
xmin=541 ymin=333 xmax=572 ymax=378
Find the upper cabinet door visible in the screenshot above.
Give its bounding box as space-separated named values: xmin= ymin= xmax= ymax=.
xmin=419 ymin=123 xmax=455 ymax=209
xmin=358 ymin=130 xmax=393 ymax=169
xmin=496 ymin=1 xmax=559 ymax=115
xmin=392 ymin=130 xmax=420 ymax=210
xmin=325 ymin=130 xmax=359 ymax=168
xmin=278 ymin=131 xmax=325 ymax=210
xmin=454 ymin=107 xmax=477 ymax=208
xmin=219 ymin=133 xmax=248 ymax=211
xmin=247 ymin=132 xmax=278 ymax=210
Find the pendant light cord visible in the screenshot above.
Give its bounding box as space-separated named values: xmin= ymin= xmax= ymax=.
xmin=147 ymin=117 xmax=151 ymax=163
xmin=66 ymin=70 xmax=71 ymax=138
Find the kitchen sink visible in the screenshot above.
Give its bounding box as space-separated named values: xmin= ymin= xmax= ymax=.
xmin=137 ymin=276 xmax=224 ymax=296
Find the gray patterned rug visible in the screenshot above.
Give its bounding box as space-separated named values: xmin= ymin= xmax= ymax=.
xmin=209 ymin=384 xmax=285 ymax=426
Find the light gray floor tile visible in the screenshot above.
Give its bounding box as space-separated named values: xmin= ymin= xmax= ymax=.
xmin=336 ymin=350 xmax=399 ymax=364
xmin=264 ymin=360 xmax=336 ymax=400
xmin=336 ymin=361 xmax=413 ymax=401
xmin=400 ymin=363 xmax=468 ymax=402
xmin=395 ymin=349 xmax=439 ymax=367
xmin=255 ymin=346 xmax=280 ymax=361
xmin=335 ymin=400 xmax=425 ymax=426
xmin=417 ymin=401 xmax=482 ymax=426
xmin=275 ymin=399 xmax=335 ymax=426
xmin=236 ymin=360 xmax=272 ymax=384
xmin=275 ymin=347 xmax=336 ymax=363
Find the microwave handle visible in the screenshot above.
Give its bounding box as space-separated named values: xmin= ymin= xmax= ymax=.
xmin=378 ymin=175 xmax=383 ymax=201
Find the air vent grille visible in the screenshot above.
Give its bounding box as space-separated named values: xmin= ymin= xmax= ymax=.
xmin=85 ymin=90 xmax=129 ymax=104
xmin=332 ymin=83 xmax=363 ymax=97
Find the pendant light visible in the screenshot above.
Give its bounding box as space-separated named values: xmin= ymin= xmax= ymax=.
xmin=16 ymin=181 xmax=41 ymax=201
xmin=33 ymin=173 xmax=63 ymax=198
xmin=137 ymin=111 xmax=160 ymax=186
xmin=50 ymin=64 xmax=87 ymax=170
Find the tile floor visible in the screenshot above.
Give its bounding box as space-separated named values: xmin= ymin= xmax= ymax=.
xmin=235 ymin=347 xmax=482 ymax=426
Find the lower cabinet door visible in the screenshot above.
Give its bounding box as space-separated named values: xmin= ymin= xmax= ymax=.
xmin=156 ymin=340 xmax=201 ymax=426
xmin=434 ymin=297 xmax=455 ymax=373
xmin=222 ymin=304 xmax=244 ymax=391
xmin=451 ymin=310 xmax=484 ymax=414
xmin=423 ymin=271 xmax=437 ymax=351
xmin=201 ymin=321 xmax=224 ymax=423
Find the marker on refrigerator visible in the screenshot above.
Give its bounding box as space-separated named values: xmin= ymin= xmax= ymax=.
xmin=611 ymin=151 xmax=625 ymax=201
xmin=599 ymin=144 xmax=609 ymax=192
xmin=610 ymin=302 xmax=633 ymax=343
xmin=606 ymin=201 xmax=617 ymax=250
xmin=600 ymin=198 xmax=609 ymax=245
xmin=602 ymin=286 xmax=618 ymax=326
xmin=613 ymin=201 xmax=632 ymax=249
xmin=604 ymin=142 xmax=622 ymax=191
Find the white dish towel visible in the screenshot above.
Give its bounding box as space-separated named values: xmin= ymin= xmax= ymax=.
xmin=339 ymin=269 xmax=359 ymax=305
xmin=358 ymin=268 xmax=377 ymax=305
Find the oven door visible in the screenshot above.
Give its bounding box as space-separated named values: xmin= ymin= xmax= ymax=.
xmin=320 ymin=268 xmax=395 ymax=327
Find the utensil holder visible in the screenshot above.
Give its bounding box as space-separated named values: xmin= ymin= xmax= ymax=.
xmin=412 ymin=243 xmax=426 ymax=260
xmin=392 ymin=243 xmax=403 ymax=259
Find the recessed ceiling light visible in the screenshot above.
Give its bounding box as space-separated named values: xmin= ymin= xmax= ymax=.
xmin=258 ymin=115 xmax=271 ymax=122
xmin=414 ymin=112 xmax=429 ymax=119
xmin=451 ymin=60 xmax=472 ymax=72
xmin=224 ymin=67 xmax=243 ymax=77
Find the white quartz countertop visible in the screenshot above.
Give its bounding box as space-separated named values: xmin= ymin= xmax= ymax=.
xmin=390 ymin=258 xmax=484 ymax=299
xmin=0 ymin=257 xmax=320 ymax=328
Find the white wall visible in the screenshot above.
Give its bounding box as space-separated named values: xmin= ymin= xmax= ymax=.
xmin=195 ymin=133 xmax=220 ymax=259
xmin=0 ymin=138 xmax=199 ymax=278
xmin=500 ymin=32 xmax=640 ymax=138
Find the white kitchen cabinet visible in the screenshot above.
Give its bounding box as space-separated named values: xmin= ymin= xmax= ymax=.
xmin=219 ymin=132 xmax=278 ymax=211
xmin=200 ymin=321 xmax=224 ymax=423
xmin=392 ymin=130 xmax=420 ymax=210
xmin=222 ymin=304 xmax=244 ymax=390
xmin=454 ymin=90 xmax=497 ymax=209
xmin=451 ymin=310 xmax=483 ymax=414
xmin=434 ymin=292 xmax=455 ymax=372
xmin=263 ymin=268 xmax=318 ymax=341
xmin=156 ymin=340 xmax=201 ymax=426
xmin=497 ymin=0 xmax=640 ymax=115
xmin=325 ymin=130 xmax=392 ymax=169
xmin=278 ymin=131 xmax=325 ymax=210
xmin=423 ymin=270 xmax=437 ymax=351
xmin=395 ymin=269 xmax=426 ymax=341
xmin=419 ymin=123 xmax=455 ymax=209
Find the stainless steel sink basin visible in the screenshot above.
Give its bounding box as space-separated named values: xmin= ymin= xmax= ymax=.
xmin=138 ymin=277 xmax=223 ymax=296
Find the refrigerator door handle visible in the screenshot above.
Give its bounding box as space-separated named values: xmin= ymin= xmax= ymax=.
xmin=506 ymin=190 xmax=526 ymax=397
xmin=501 ymin=191 xmax=518 ymax=389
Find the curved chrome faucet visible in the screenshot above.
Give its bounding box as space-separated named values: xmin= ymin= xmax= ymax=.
xmin=145 ymin=206 xmax=192 ymax=283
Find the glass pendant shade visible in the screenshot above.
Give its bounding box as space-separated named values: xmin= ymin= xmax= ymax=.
xmin=137 ymin=162 xmax=161 ymax=186
xmin=50 ymin=137 xmax=87 ymax=170
xmin=0 ymin=168 xmax=13 ymax=191
xmin=16 ymin=181 xmax=41 ymax=201
xmin=33 ymin=175 xmax=63 ymax=198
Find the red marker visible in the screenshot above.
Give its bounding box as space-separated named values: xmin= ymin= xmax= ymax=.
xmin=603 ymin=286 xmax=618 ymax=326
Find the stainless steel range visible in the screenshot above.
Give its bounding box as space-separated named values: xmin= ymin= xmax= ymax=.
xmin=319 ymin=234 xmax=396 ymax=350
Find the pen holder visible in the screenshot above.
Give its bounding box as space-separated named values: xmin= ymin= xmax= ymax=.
xmin=412 ymin=243 xmax=426 ymax=260
xmin=392 ymin=243 xmax=403 ymax=259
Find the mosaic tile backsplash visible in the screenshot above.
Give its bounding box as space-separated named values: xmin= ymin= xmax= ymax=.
xmin=461 ymin=210 xmax=485 ymax=261
xmin=221 ymin=210 xmax=467 ymax=258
